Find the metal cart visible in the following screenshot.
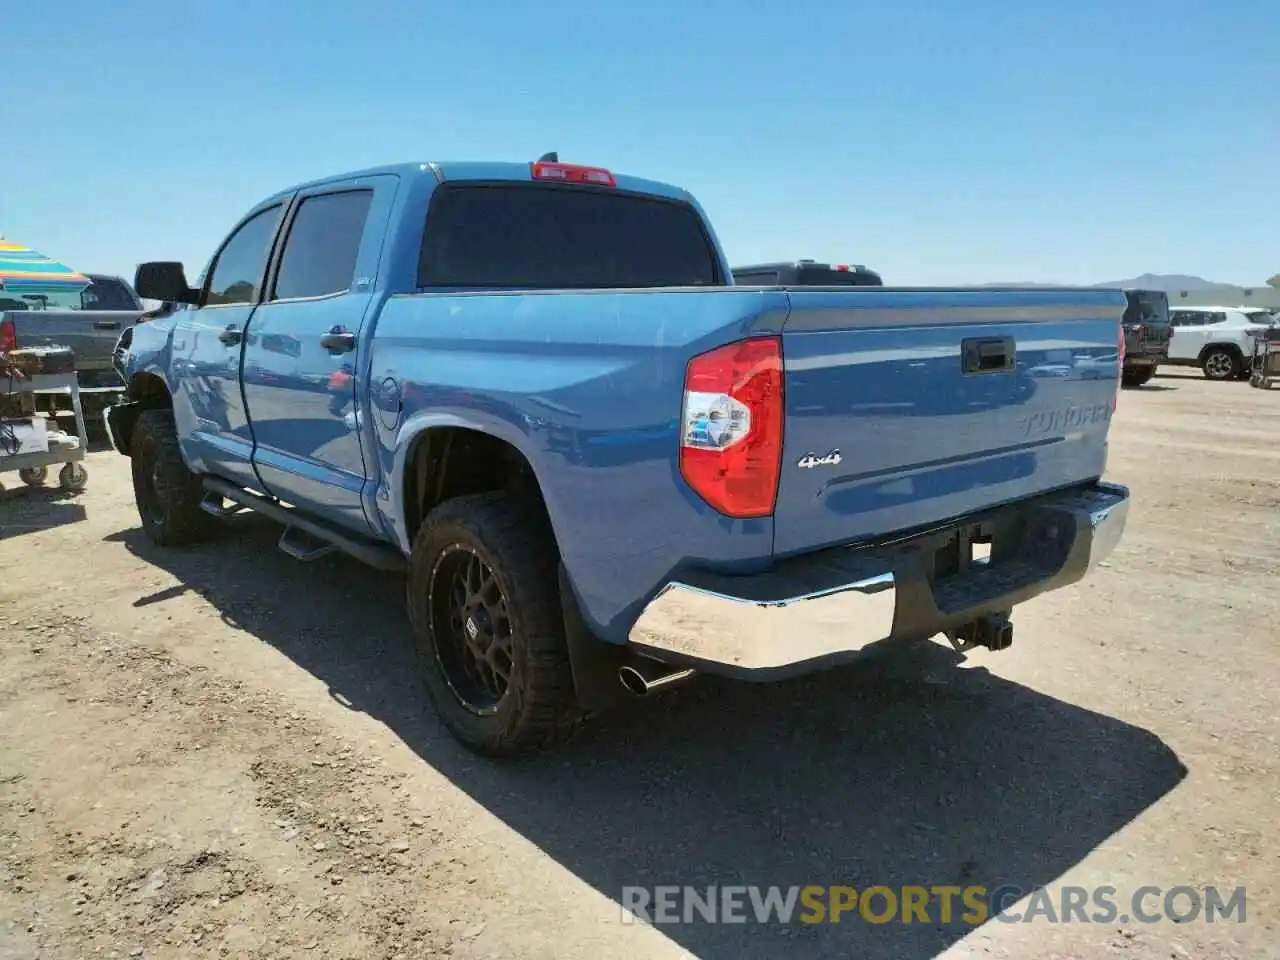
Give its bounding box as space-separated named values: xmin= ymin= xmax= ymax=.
xmin=0 ymin=372 xmax=90 ymax=492
xmin=1248 ymin=327 xmax=1280 ymax=390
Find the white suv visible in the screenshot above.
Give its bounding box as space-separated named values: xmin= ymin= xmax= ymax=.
xmin=1166 ymin=306 xmax=1277 ymax=381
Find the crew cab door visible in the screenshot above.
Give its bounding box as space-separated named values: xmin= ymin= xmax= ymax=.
xmin=240 ymin=175 xmax=397 ymax=534
xmin=171 ymin=201 xmax=286 ymax=488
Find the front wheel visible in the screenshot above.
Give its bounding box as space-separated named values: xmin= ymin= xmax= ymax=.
xmin=129 ymin=409 xmax=213 ymax=546
xmin=407 ymin=492 xmax=579 ymax=757
xmin=1202 ymin=349 xmax=1240 ymax=381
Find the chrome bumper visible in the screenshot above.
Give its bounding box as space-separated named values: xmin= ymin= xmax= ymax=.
xmin=628 ymin=482 xmax=1129 ymax=679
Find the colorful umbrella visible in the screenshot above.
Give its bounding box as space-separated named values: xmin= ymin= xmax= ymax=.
xmin=0 ymin=241 xmax=90 ymax=297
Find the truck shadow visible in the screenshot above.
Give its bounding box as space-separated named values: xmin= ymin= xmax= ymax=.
xmin=107 ymin=517 xmax=1187 ymax=960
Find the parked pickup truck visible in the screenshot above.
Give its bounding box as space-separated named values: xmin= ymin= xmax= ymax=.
xmin=105 ymin=158 xmax=1131 ymax=757
xmin=0 ymin=274 xmax=146 ymax=421
xmin=731 ymin=260 xmax=884 ymax=287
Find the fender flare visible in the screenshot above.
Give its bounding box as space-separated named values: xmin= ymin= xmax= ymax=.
xmin=382 ymin=409 xmax=559 ymax=555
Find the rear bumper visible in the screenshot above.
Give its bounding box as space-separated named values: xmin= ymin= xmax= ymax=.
xmin=628 ymin=481 xmax=1129 ymax=679
xmin=1124 ymin=354 xmax=1164 ymax=367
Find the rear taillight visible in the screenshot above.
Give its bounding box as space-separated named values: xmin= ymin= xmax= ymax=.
xmin=530 ymin=161 xmax=616 ymax=187
xmin=0 ymin=318 xmax=16 ymax=353
xmin=679 ymin=336 xmax=784 ymax=518
xmin=1113 ymin=322 xmax=1125 ymax=411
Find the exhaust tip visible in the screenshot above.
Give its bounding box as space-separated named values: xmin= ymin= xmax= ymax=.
xmin=618 ymin=662 xmax=696 ymax=696
xmin=618 ymin=665 xmax=649 ymax=696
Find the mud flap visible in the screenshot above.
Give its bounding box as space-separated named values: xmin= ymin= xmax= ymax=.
xmin=558 ymin=565 xmax=631 ymax=715
xmin=104 ymin=400 xmax=143 ymax=456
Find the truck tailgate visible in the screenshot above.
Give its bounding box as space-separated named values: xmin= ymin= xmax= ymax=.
xmin=773 ymin=289 xmax=1124 ymax=557
xmin=1125 ymin=321 xmax=1171 ymax=359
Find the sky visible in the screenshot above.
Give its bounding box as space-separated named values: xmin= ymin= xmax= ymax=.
xmin=2 ymin=0 xmax=1277 ymax=289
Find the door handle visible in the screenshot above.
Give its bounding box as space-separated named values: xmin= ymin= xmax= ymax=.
xmin=319 ymin=327 xmax=357 ymax=353
xmin=961 ymin=337 xmax=1016 ymax=374
xmin=218 ymin=325 xmax=243 ymax=346
xmin=93 ymin=319 xmax=121 ymax=330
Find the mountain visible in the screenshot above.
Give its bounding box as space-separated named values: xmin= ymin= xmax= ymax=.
xmin=978 ymin=274 xmax=1257 ymax=292
xmin=1093 ymin=274 xmax=1220 ymax=291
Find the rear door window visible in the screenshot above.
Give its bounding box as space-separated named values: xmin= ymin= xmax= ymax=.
xmin=272 ymin=190 xmax=374 ymax=301
xmin=418 ymin=184 xmax=721 ymax=289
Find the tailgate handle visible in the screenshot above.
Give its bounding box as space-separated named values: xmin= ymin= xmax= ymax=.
xmin=961 ymin=337 xmax=1015 ymax=374
xmin=93 ymin=319 xmax=121 ymax=330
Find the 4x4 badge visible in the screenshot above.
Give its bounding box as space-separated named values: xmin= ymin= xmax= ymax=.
xmin=798 ymin=450 xmax=842 ymax=469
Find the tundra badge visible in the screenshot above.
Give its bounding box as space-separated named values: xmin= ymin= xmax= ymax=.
xmin=798 ymin=450 xmax=842 ymax=469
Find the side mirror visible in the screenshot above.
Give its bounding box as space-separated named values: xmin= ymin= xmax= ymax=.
xmin=134 ymin=262 xmax=199 ymax=305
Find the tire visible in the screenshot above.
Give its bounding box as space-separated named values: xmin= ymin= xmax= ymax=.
xmin=407 ymin=492 xmax=579 ymax=757
xmin=1201 ymin=348 xmax=1241 ymax=381
xmin=1121 ymin=367 xmax=1155 ymax=388
xmin=129 ymin=409 xmax=213 ymax=546
xmin=18 ymin=466 xmax=48 ymax=487
xmin=58 ymin=462 xmax=87 ymax=493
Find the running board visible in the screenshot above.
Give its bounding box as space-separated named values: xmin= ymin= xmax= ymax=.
xmin=278 ymin=526 xmax=337 ymax=563
xmin=200 ymin=477 xmax=407 ymax=573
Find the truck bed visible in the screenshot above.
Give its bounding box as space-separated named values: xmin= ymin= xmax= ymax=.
xmin=367 ymin=284 xmax=1124 ymax=638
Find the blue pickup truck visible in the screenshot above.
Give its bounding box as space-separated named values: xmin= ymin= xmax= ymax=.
xmin=106 ymin=157 xmax=1130 ymax=756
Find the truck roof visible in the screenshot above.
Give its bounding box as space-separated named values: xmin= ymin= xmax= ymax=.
xmin=263 ymin=161 xmax=694 ymax=207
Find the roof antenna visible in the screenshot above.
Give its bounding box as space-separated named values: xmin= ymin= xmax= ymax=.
xmin=537 ymin=151 xmax=558 ymax=163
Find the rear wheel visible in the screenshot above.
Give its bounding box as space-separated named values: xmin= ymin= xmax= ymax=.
xmin=1202 ymin=348 xmax=1240 ymax=381
xmin=18 ymin=466 xmax=48 ymax=487
xmin=407 ymin=492 xmax=579 ymax=757
xmin=1121 ymin=367 xmax=1156 ymax=388
xmin=129 ymin=409 xmax=213 ymax=546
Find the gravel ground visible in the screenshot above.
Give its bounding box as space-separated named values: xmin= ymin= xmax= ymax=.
xmin=0 ymin=369 xmax=1276 ymax=960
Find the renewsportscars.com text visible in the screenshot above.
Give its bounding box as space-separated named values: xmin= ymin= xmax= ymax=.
xmin=621 ymin=884 xmax=1246 ymax=926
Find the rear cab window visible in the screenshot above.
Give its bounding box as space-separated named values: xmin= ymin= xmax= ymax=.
xmin=417 ymin=183 xmax=722 ymax=289
xmin=81 ymin=277 xmax=139 ymax=311
xmin=1122 ymin=290 xmax=1170 ymax=325
xmin=733 ymin=262 xmax=883 ymax=287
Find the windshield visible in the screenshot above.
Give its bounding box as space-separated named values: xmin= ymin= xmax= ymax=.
xmin=1122 ymin=290 xmax=1169 ymax=325
xmin=418 ymin=184 xmax=722 ymax=289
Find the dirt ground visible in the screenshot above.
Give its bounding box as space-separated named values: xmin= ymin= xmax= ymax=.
xmin=1 ymin=369 xmax=1277 ymax=960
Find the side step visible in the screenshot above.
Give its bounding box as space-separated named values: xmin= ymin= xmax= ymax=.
xmin=200 ymin=493 xmax=246 ymax=518
xmin=201 ymin=477 xmax=407 ymax=573
xmin=278 ymin=527 xmax=337 ymax=562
